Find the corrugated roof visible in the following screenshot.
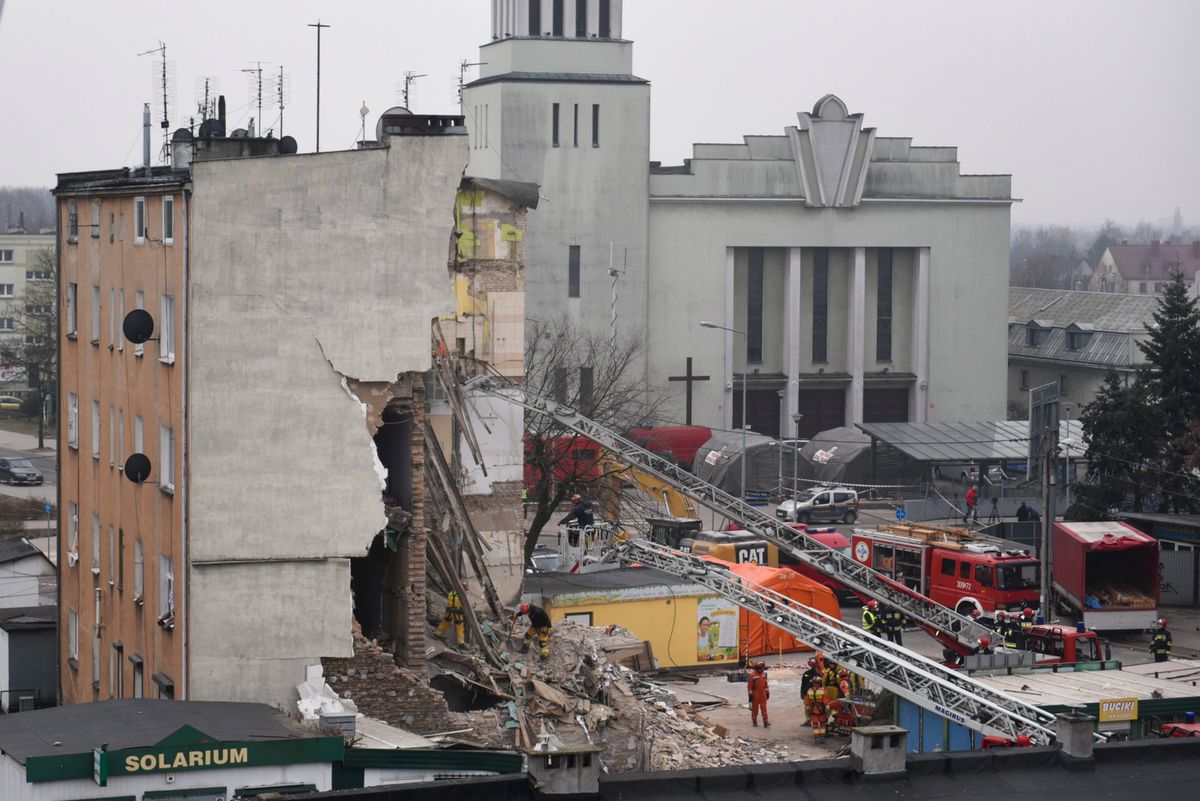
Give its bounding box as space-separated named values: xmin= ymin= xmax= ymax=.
xmin=1008 ymin=325 xmax=1135 ymax=368
xmin=857 ymin=420 xmax=1081 ymax=463
xmin=1008 ymin=288 xmax=1158 ymax=333
xmin=979 ymin=667 xmax=1197 ymax=706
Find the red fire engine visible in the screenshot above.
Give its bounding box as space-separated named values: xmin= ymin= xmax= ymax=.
xmin=850 ymin=524 xmax=1040 ymax=619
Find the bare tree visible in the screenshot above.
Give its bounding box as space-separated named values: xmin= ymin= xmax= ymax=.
xmin=522 ymin=315 xmax=664 ymax=566
xmin=0 ymin=247 xmax=56 ymax=448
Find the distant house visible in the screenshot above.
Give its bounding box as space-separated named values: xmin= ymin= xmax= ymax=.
xmin=1007 ymin=288 xmax=1160 ymax=415
xmin=1091 ymin=240 xmax=1200 ymax=294
xmin=0 ymin=538 xmax=55 ymax=610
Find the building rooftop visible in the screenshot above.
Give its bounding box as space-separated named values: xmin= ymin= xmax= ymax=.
xmin=1009 ymin=287 xmax=1158 ymax=333
xmin=0 ymin=605 xmax=55 ymax=632
xmin=526 ymin=566 xmax=706 ymax=599
xmin=856 ymin=420 xmax=1081 ymax=463
xmin=0 ymin=700 xmax=318 ymax=764
xmin=0 ymin=537 xmax=46 ymax=565
xmin=1106 ymin=241 xmax=1200 ymax=282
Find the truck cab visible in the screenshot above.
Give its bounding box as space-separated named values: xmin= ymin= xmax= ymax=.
xmin=929 ymin=548 xmax=1041 ymax=619
xmin=687 ymin=530 xmax=778 ymax=566
xmin=1020 ymin=624 xmax=1106 ymax=665
xmin=646 ymin=517 xmax=703 ymax=550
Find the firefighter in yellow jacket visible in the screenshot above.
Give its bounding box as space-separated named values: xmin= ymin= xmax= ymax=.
xmin=435 ymin=591 xmax=466 ymax=646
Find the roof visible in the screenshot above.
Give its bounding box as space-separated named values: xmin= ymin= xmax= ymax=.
xmin=0 ymin=605 xmax=55 ymax=632
xmin=1008 ymin=287 xmax=1158 ymax=332
xmin=856 ymin=420 xmax=1082 ymax=463
xmin=0 ymin=537 xmax=47 ymax=565
xmin=466 ymin=71 xmax=649 ymax=88
xmin=1008 ymin=325 xmax=1135 ymax=368
xmin=0 ymin=699 xmax=318 ymax=763
xmin=1123 ymin=657 xmax=1200 ymax=683
xmin=1053 ymin=520 xmax=1154 ymax=546
xmin=526 ymin=567 xmax=706 ymax=599
xmin=1106 ymin=242 xmax=1200 ymax=281
xmin=978 ymin=666 xmax=1198 ymax=707
xmin=464 ymin=176 xmax=540 ymax=209
xmin=54 ymin=166 xmax=190 ymax=194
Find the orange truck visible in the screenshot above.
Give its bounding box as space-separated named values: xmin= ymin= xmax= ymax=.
xmin=850 ymin=523 xmax=1040 ymax=620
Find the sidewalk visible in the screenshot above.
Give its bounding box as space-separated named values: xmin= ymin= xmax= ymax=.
xmin=0 ymin=427 xmax=56 ymax=453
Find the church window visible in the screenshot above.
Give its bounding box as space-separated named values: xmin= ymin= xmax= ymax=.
xmin=573 ymin=104 xmax=579 ymax=147
xmin=812 ymin=248 xmax=829 ymax=363
xmin=579 ymin=367 xmax=594 ymax=413
xmin=576 ymin=0 xmax=587 ymax=36
xmin=876 ymin=248 xmax=893 ymax=362
xmin=552 ymin=103 xmax=560 ymax=147
xmin=568 ymin=245 xmax=581 ymax=297
xmin=599 ymin=0 xmax=611 ymax=37
xmin=747 ymin=248 xmax=764 ymax=363
xmin=552 ymin=0 xmax=564 ymax=35
xmin=592 ymin=104 xmax=600 ymax=147
xmin=530 ymin=1 xmax=541 ymax=34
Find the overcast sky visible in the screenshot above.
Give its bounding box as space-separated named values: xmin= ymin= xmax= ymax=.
xmin=1 ymin=0 xmax=1196 ymax=227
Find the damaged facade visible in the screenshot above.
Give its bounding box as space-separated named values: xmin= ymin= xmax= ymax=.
xmin=56 ymin=113 xmax=471 ymax=706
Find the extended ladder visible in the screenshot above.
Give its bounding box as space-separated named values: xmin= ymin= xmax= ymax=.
xmin=464 ymin=373 xmax=992 ymax=652
xmin=622 ymin=538 xmax=1066 ymax=744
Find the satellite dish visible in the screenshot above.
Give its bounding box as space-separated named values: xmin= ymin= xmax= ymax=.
xmin=279 ymin=136 xmax=298 ymax=154
xmin=199 ymin=118 xmax=224 ymax=138
xmin=375 ymin=106 xmax=411 ymax=141
xmin=171 ymin=128 xmax=193 ymax=142
xmin=122 ymin=309 xmax=155 ymax=344
xmin=230 ymin=128 xmax=248 ymax=139
xmin=124 ymin=453 xmax=152 ymax=484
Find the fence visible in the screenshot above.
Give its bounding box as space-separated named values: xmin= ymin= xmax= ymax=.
xmin=1160 ymin=549 xmax=1200 ymax=606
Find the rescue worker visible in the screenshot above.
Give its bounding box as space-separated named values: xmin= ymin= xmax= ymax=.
xmin=747 ymin=661 xmax=770 ymax=728
xmin=559 ymin=493 xmax=594 ymax=528
xmin=993 ymin=610 xmax=1017 ymax=649
xmin=1151 ymin=618 xmax=1173 ymax=663
xmin=806 ymin=682 xmax=828 ymax=740
xmin=884 ymin=604 xmax=905 ymax=645
xmin=837 ymin=668 xmax=855 ymax=700
xmin=861 ymin=599 xmax=881 ymax=636
xmin=964 ymin=485 xmax=979 ymax=524
xmin=435 ymin=590 xmax=466 ymax=646
xmin=516 ymin=602 xmax=553 ymax=657
xmin=800 ymin=658 xmax=819 ymax=726
xmin=976 ymin=636 xmax=994 ymax=655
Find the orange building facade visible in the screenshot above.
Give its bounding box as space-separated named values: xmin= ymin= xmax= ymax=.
xmin=56 ymin=170 xmax=188 ymax=703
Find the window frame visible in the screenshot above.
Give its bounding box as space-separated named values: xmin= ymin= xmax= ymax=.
xmin=66 ymin=282 xmax=78 ymax=336
xmin=67 ymin=392 xmax=79 ymax=449
xmin=91 ymin=400 xmax=101 ymax=459
xmin=552 ymin=102 xmax=560 ymax=147
xmin=592 ymin=103 xmax=600 ymax=147
xmin=162 ymin=195 xmax=175 ymax=244
xmin=159 ymin=294 xmax=175 ymax=362
xmin=0 ymin=284 xmax=13 ymax=298
xmin=160 ymin=424 xmax=174 ymax=492
xmin=68 ymin=608 xmax=80 ymax=663
xmin=160 ymin=555 xmax=175 ymax=617
xmin=133 ymin=196 xmax=146 ymax=244
xmin=67 ymin=201 xmax=79 ymax=243
xmin=811 ymin=248 xmax=829 ymax=363
xmin=91 ymin=200 xmax=101 ymax=239
xmin=567 ymin=245 xmax=581 ymax=298
xmin=746 ymin=248 xmax=764 ymax=363
xmin=90 ymin=284 xmax=101 ymax=344
xmin=876 ymin=248 xmax=893 ymax=362
xmin=575 ymin=0 xmax=587 ymax=36
xmin=134 ymin=538 xmax=145 ymax=599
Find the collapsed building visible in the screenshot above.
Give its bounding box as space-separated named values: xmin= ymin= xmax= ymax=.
xmin=55 ymin=103 xmax=530 ymax=708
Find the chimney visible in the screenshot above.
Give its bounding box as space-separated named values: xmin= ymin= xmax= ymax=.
xmin=143 ymin=102 xmax=152 ymax=170
xmin=218 ymin=95 xmax=226 ymax=134
xmin=1151 ymin=240 xmax=1161 ymax=256
xmin=850 ymin=725 xmax=908 ymax=778
xmin=1055 ymin=712 xmax=1095 ymax=760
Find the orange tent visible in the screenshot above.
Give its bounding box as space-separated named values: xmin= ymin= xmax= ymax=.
xmin=704 ymin=558 xmax=841 ymax=658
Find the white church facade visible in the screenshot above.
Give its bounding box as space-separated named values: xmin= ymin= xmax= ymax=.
xmin=465 ymin=0 xmax=1012 ymax=438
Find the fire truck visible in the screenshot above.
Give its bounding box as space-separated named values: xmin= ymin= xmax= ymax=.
xmin=850 ymin=523 xmax=1040 ymax=619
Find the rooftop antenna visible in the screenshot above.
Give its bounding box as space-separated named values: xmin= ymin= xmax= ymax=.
xmin=241 ymin=62 xmax=267 ymax=136
xmin=138 ymin=41 xmax=174 ymax=163
xmin=307 ymin=19 xmax=331 ymax=152
xmin=272 ymin=65 xmax=291 ymax=138
xmin=358 ymin=101 xmax=369 ymax=145
xmin=458 ymin=59 xmax=487 ymax=115
xmin=401 ymin=71 xmax=427 ymax=110
xmin=194 ymin=75 xmax=219 ymax=122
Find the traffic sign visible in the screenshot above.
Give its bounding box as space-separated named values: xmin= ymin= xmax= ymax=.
xmin=895 ymin=508 xmax=906 ymax=521
xmin=43 ymin=501 xmax=52 ymax=515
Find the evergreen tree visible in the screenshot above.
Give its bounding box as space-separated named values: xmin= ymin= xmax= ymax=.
xmin=1073 ymin=372 xmax=1159 ymax=519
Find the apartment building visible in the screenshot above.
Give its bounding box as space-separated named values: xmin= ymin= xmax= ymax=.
xmin=0 ymin=227 xmax=56 ymax=391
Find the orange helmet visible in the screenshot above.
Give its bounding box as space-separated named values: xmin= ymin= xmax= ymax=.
xmin=866 ymin=600 xmax=878 ymax=610
xmin=519 ymin=603 xmax=530 ymax=615
xmin=572 ymin=494 xmax=582 ymax=501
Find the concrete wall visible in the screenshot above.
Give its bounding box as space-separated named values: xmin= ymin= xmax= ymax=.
xmin=0 ymin=555 xmax=55 ymax=609
xmin=187 ymin=139 xmax=465 ymax=706
xmin=1007 ymin=360 xmax=1129 ymax=417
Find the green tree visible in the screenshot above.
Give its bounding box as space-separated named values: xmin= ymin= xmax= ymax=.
xmin=1071 ymin=372 xmax=1159 ymax=519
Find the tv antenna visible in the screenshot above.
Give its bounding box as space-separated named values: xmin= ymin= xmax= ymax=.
xmin=138 ymin=41 xmax=175 ymax=162
xmin=400 ymin=71 xmax=427 ymax=110
xmin=241 ymin=62 xmax=267 ymax=136
xmin=307 ymin=19 xmax=331 ymax=152
xmin=194 ymin=76 xmax=219 ymax=122
xmin=458 ymin=59 xmax=486 ymax=115
xmin=271 ymin=66 xmax=291 ymax=138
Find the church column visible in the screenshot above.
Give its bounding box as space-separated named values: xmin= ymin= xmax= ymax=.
xmin=724 ymin=247 xmax=736 ymax=431
xmin=587 ymin=0 xmax=600 ymax=36
xmin=846 ymin=247 xmax=866 ymax=425
xmin=539 ymin=0 xmax=553 ymax=35
xmin=491 ymin=0 xmax=500 ymax=38
xmin=911 ymin=246 xmax=930 ymax=422
xmin=564 ymin=0 xmax=577 ymax=37
xmin=611 ymin=0 xmax=622 ymax=38
xmin=783 ymin=247 xmax=803 ymax=435
xmin=517 ymin=0 xmax=530 ymax=35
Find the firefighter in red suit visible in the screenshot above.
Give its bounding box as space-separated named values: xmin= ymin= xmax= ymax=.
xmin=747 ymin=661 xmax=770 ymax=728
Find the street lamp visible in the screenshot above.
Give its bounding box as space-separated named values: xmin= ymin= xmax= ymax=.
xmin=791 ymin=413 xmax=804 ymax=506
xmin=700 ymin=321 xmax=748 ymax=503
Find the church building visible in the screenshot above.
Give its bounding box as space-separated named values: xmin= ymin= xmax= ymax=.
xmin=465 ymin=1 xmax=1012 ymax=438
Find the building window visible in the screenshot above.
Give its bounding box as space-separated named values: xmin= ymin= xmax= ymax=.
xmin=1020 ymin=370 xmax=1029 ymax=390
xmin=132 ymin=656 xmax=144 ymax=698
xmin=134 ymin=197 xmax=146 ymax=243
xmin=91 ymin=200 xmax=101 ymax=238
xmin=1067 ymin=330 xmax=1091 ymax=351
xmin=0 ymin=318 xmax=13 ymax=331
xmin=111 ymin=643 xmax=124 ymax=698
xmin=162 ymin=196 xmax=174 ymax=244
xmin=747 ymin=248 xmax=764 ymax=363
xmin=133 ymin=290 xmax=144 ymax=356
xmin=0 ymin=250 xmax=11 ymax=263
xmin=134 ymin=539 xmax=144 ymax=599
xmin=25 ymin=270 xmax=51 ymax=281
xmin=91 ymin=400 xmax=101 ymax=459
xmin=1139 ymin=282 xmax=1147 ymax=294
xmin=117 ymin=289 xmax=125 ymax=351
xmin=118 ymin=408 xmax=125 ymax=467
xmin=67 ymin=201 xmax=79 ymax=242
xmin=66 ymin=282 xmax=78 ymax=335
xmin=160 ymin=555 xmax=175 ymax=618
xmin=118 ymin=211 xmax=125 ymax=242
xmin=108 ymin=525 xmax=115 ymax=583
xmin=108 ymin=212 xmax=115 ymax=243
xmin=552 ymin=0 xmax=564 ymax=35
xmin=552 ymin=103 xmax=560 ymax=147
xmin=135 ymin=414 xmax=144 ymax=453
xmin=68 ymin=609 xmax=79 ymax=663
xmin=579 ymin=366 xmax=595 ymax=413
xmin=599 ymin=0 xmax=611 ymax=36
xmin=67 ymin=392 xmax=79 ymax=448
xmin=529 ymin=0 xmax=541 ymax=34
xmin=92 ymin=632 xmax=100 ymax=691
xmin=1025 ymin=326 xmax=1043 ymax=347
xmin=92 ymin=514 xmax=100 ymax=569
xmin=568 ymin=245 xmax=581 ymax=298
xmin=91 ymin=284 xmax=101 ymax=343
xmin=0 ymin=284 xmax=13 ymax=298
xmin=156 ymin=674 xmax=175 ymax=700
xmin=108 ymin=407 xmax=115 ymax=466
xmin=552 ymin=367 xmax=569 ymax=403
xmin=160 ymin=294 xmax=175 ymax=362
xmin=118 ymin=528 xmax=125 ymax=591
xmin=160 ymin=425 xmax=174 ymax=490
xmin=812 ymin=248 xmax=829 ymax=363
xmin=592 ymin=103 xmax=600 ymax=147
xmin=575 ymin=0 xmax=587 ymax=36
xmin=573 ymin=103 xmax=579 ymax=147
xmin=1059 ymin=374 xmax=1069 ymax=396
xmin=876 ymin=248 xmax=893 ymax=362
xmin=67 ymin=501 xmax=79 ymax=563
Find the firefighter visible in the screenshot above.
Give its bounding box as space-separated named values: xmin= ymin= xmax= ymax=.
xmin=976 ymin=636 xmax=994 ymax=655
xmin=884 ymin=604 xmax=905 ymax=646
xmin=435 ymin=590 xmax=466 ymax=646
xmin=861 ymin=599 xmax=880 ymax=636
xmin=516 ymin=603 xmax=553 ymax=657
xmin=1151 ymin=618 xmax=1173 ymax=663
xmin=559 ymin=494 xmax=594 ymax=528
xmin=800 ymin=658 xmax=819 ymax=726
xmin=806 ymin=682 xmax=828 ymax=740
xmin=837 ymin=668 xmax=855 ymax=699
xmin=747 ymin=661 xmax=770 ymax=728
xmin=993 ymin=610 xmax=1017 ymax=649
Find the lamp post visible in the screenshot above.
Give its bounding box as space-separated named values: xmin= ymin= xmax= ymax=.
xmin=1062 ymin=400 xmax=1076 ymax=512
xmin=792 ymin=413 xmax=804 ymax=506
xmin=700 ymin=321 xmax=748 ymax=502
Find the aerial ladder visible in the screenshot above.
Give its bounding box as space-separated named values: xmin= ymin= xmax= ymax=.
xmin=621 ymin=538 xmax=1103 ymax=745
xmin=463 ymin=371 xmax=993 ymax=654
xmin=596 ymin=454 xmax=699 ymax=519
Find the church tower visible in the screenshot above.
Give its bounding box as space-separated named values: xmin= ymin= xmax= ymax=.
xmin=464 ymin=0 xmax=650 ymax=344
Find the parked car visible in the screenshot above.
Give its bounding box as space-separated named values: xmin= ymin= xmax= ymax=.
xmin=944 ymin=464 xmax=1009 ymax=485
xmin=0 ymin=457 xmax=43 ymax=485
xmin=775 ymin=486 xmax=859 ymax=524
xmin=0 ymin=395 xmax=22 ymax=412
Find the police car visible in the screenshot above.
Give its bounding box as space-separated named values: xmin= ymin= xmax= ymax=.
xmin=775 ymin=486 xmax=859 ymax=524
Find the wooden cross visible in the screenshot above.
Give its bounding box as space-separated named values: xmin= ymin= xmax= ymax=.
xmin=668 ymin=357 xmax=710 ymax=425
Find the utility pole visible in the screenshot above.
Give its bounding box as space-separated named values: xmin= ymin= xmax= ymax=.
xmin=308 ymin=20 xmax=331 ymax=152
xmin=458 ymin=59 xmax=487 ymax=115
xmin=1038 ymin=425 xmax=1059 ymax=619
